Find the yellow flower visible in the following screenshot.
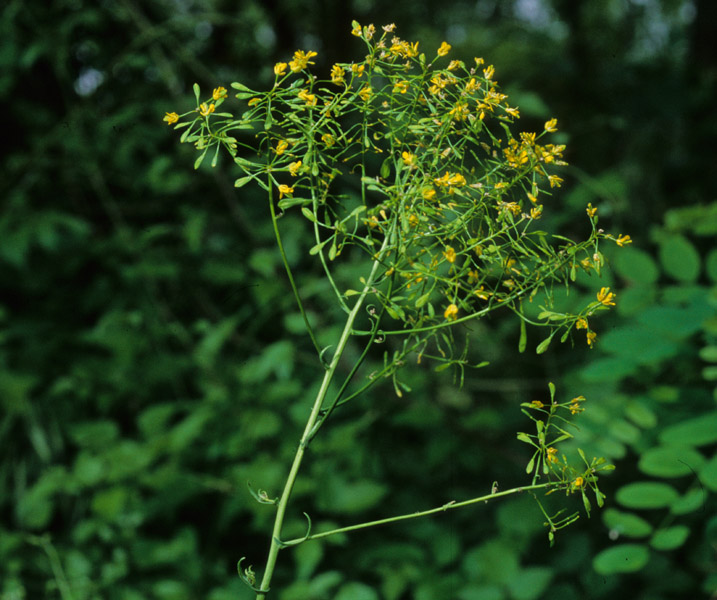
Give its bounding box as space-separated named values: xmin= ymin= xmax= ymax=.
xmin=422 ymin=187 xmax=436 ymax=200
xmin=437 ymin=41 xmax=451 ymax=56
xmin=163 ymin=111 xmax=179 ymax=125
xmin=572 ymin=477 xmax=584 ymax=489
xmin=275 ymin=140 xmax=289 ymax=155
xmin=248 ymin=97 xmax=261 ymax=106
xmin=199 ymin=103 xmax=215 ymax=117
xmin=359 ymin=86 xmax=373 ymax=102
xmin=393 ymin=80 xmax=409 ymax=94
xmin=615 ymin=234 xmax=632 ymax=247
xmin=447 ymin=59 xmax=462 ymax=71
xmin=586 ymin=330 xmax=597 ymax=347
xmin=546 ymin=447 xmax=559 ymax=464
xmin=531 ymin=400 xmax=544 ymax=409
xmin=530 ymin=205 xmax=543 ymax=220
xmin=434 ymin=172 xmax=466 ymax=188
xmin=274 ymin=62 xmax=288 ymax=76
xmin=575 ymin=317 xmax=588 ymax=330
xmin=544 ymin=118 xmax=558 ymax=132
xmin=569 ymin=395 xmax=586 ymax=415
xmin=444 ymin=303 xmax=459 ymax=320
xmin=548 ymin=175 xmax=563 ymax=188
xmin=597 ymin=287 xmax=616 ymax=306
xmin=505 ymin=106 xmax=520 ymax=119
xmin=321 ymin=133 xmax=335 ymax=147
xmin=351 ymin=22 xmax=362 ymax=36
xmin=401 ymin=151 xmax=415 ymax=166
xmin=443 ymin=246 xmax=456 ymax=263
xmin=212 ymin=86 xmax=227 ymax=100
xmin=474 ymin=285 xmax=489 ymax=300
xmin=586 ymin=203 xmax=598 ymax=218
xmin=330 ymin=64 xmax=345 ymax=85
xmin=382 ymin=23 xmax=396 ymax=33
xmin=288 ymin=160 xmax=302 ymax=176
xmin=278 ymin=184 xmax=294 ymax=199
xmin=298 ymin=89 xmax=317 ymax=106
xmin=408 ymin=213 xmax=419 ymax=227
xmin=289 ymin=49 xmax=318 ymax=73
xmin=483 ymin=65 xmax=495 ymax=80
xmin=351 ymin=63 xmax=365 ymax=77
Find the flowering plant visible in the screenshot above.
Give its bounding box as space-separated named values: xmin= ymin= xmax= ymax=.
xmin=166 ymin=21 xmax=622 ymax=598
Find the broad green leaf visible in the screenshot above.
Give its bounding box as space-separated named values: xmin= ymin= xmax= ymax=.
xmin=638 ymin=446 xmax=705 ymax=478
xmin=593 ymin=544 xmax=649 ymax=574
xmin=462 ymin=539 xmax=519 ymax=584
xmin=335 ymin=582 xmax=379 ymax=600
xmin=650 ymin=525 xmax=690 ymax=550
xmin=602 ymin=508 xmax=653 ymax=538
xmin=659 ymin=412 xmax=717 ymax=446
xmin=671 ymin=487 xmax=706 ymax=515
xmin=616 ymin=482 xmax=679 ymax=509
xmin=659 ymin=234 xmax=700 ymax=282
xmin=624 ymin=399 xmax=657 ymax=429
xmin=699 ymin=454 xmax=717 ymax=492
xmin=506 ymin=567 xmax=552 ymax=600
xmin=613 ymin=247 xmax=659 ymax=284
xmin=699 ymin=346 xmax=717 ymax=362
xmin=319 ymin=479 xmax=387 ymax=514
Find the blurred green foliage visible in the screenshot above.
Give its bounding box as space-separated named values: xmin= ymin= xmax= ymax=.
xmin=1 ymin=1 xmax=715 ymax=599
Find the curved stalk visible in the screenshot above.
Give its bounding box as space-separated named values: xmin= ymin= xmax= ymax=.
xmin=256 ymin=235 xmax=390 ymax=599
xmin=282 ymin=482 xmax=553 ymax=545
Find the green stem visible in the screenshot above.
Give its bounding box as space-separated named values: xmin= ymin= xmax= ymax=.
xmin=283 ymin=483 xmax=553 ymax=545
xmin=267 ymin=177 xmax=322 ymax=358
xmin=255 ymin=235 xmax=390 ymax=599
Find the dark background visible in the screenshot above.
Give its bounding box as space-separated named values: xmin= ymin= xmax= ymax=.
xmin=1 ymin=1 xmax=716 ymax=599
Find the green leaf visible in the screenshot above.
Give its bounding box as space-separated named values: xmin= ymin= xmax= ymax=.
xmin=380 ymin=156 xmax=391 ymax=178
xmin=506 ymin=567 xmax=553 ymax=600
xmin=616 ymin=481 xmax=679 ymax=509
xmin=518 ymin=319 xmax=527 ymax=353
xmin=536 ymin=335 xmax=553 ymax=354
xmin=319 ymin=479 xmax=387 ymax=514
xmin=659 ymin=412 xmax=717 ymax=446
xmin=234 ymin=175 xmax=255 ymax=188
xmin=638 ymin=446 xmax=705 ymax=478
xmin=699 ymin=454 xmax=717 ymax=492
xmin=593 ymin=544 xmax=649 ymax=574
xmin=670 ymin=487 xmax=705 ymax=515
xmin=335 ymin=582 xmax=379 ymax=600
xmin=301 ymin=207 xmax=318 ymax=223
xmin=602 ymin=508 xmax=653 ymax=538
xmin=309 ymin=240 xmax=328 ymax=255
xmin=614 ymin=247 xmax=659 ymax=284
xmin=278 ymin=197 xmax=311 ymax=209
xmin=659 ymin=234 xmax=700 ymax=282
xmin=194 ymin=148 xmax=208 ymax=170
xmin=415 ymin=292 xmax=431 ymax=308
xmin=650 ymin=525 xmax=690 ymax=550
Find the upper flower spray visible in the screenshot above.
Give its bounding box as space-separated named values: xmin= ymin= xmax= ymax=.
xmin=165 ymin=20 xmax=630 ymax=351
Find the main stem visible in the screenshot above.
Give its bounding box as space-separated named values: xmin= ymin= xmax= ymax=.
xmin=255 ymin=237 xmax=389 ymax=599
